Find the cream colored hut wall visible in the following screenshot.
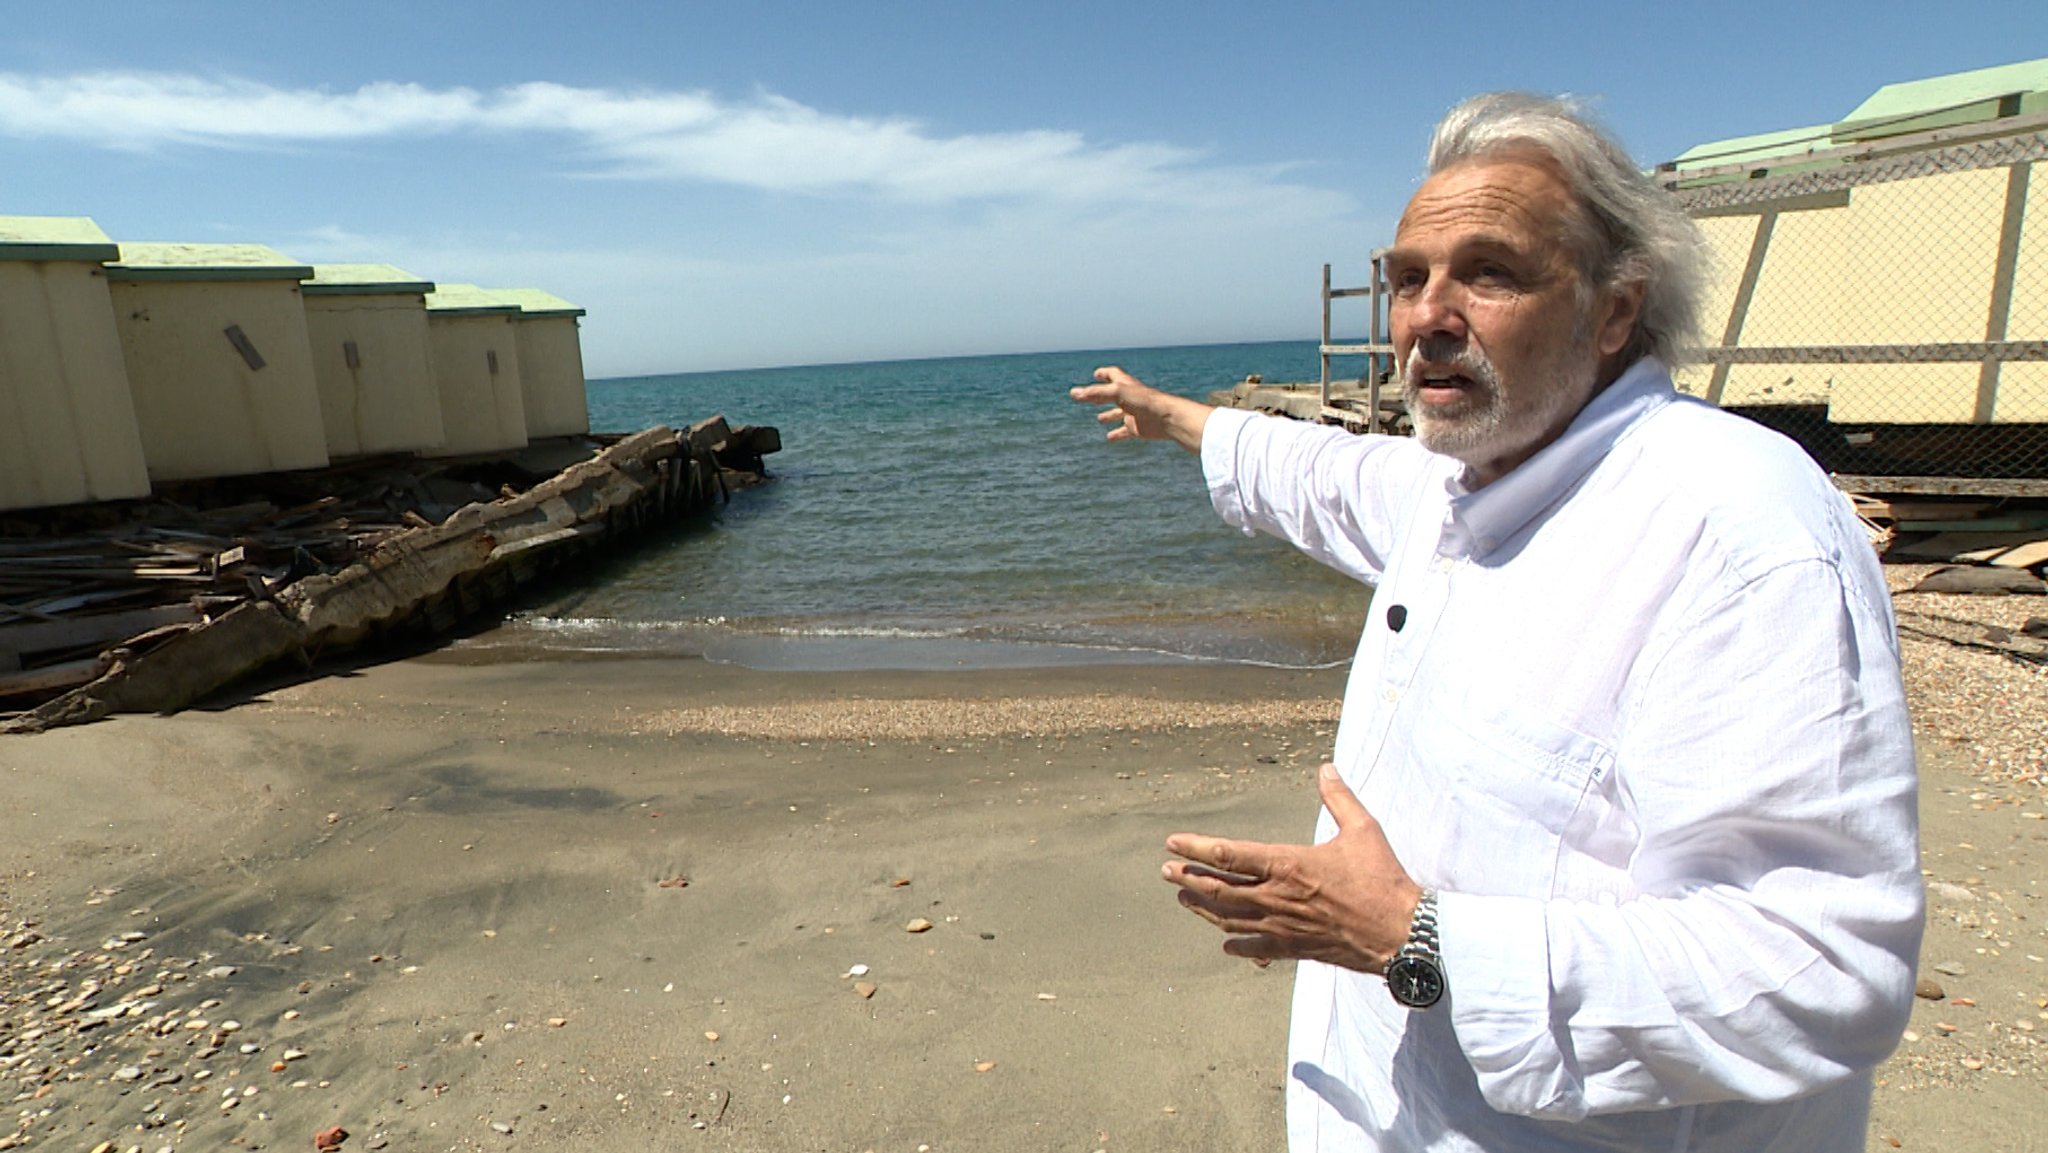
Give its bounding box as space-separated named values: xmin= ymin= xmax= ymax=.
xmin=109 ymin=279 xmax=329 ymax=481
xmin=1997 ymin=160 xmax=2048 ymax=421
xmin=1672 ymin=213 xmax=1809 ymax=402
xmin=514 ymin=316 xmax=589 ymax=437
xmin=1675 ymin=205 xmax=1850 ymax=405
xmin=1683 ymin=163 xmax=2048 ymax=423
xmin=424 ymin=314 xmax=528 ymax=455
xmin=303 ymin=294 xmax=444 ymax=456
xmin=0 ymin=262 xmax=151 ymax=510
xmin=1719 ymin=205 xmax=1851 ymax=407
xmin=1828 ymin=167 xmax=2008 ymax=423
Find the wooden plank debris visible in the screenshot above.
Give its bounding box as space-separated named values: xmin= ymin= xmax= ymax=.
xmin=1 ymin=418 xmax=777 ymax=731
xmin=1851 ymin=486 xmax=2048 ymax=587
xmin=0 ymin=603 xmax=205 ymax=658
xmin=1890 ymin=530 xmax=2046 ymax=561
xmin=1895 ymin=512 xmax=2048 ymax=533
xmin=1990 ymin=540 xmax=2048 ymax=570
xmin=0 ymin=657 xmax=107 ymax=699
xmin=1857 ymin=499 xmax=1995 ymax=522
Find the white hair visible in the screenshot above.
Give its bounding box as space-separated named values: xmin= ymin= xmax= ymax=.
xmin=1426 ymin=92 xmax=1707 ymax=367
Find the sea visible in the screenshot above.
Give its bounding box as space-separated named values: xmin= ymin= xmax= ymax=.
xmin=476 ymin=339 xmax=1375 ymax=672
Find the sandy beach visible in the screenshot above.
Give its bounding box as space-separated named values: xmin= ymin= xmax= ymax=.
xmin=1 ymin=578 xmax=2044 ymax=1153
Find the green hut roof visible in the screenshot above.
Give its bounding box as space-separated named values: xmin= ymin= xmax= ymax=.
xmin=424 ymin=283 xmax=522 ymax=316
xmin=1665 ymin=123 xmax=1844 ymax=185
xmin=1834 ymin=56 xmax=2048 ymax=142
xmin=0 ymin=215 xmax=120 ymax=262
xmin=303 ymin=263 xmax=436 ymax=296
xmin=106 ymin=243 xmax=314 ymax=283
xmin=485 ymin=287 xmax=587 ymax=318
xmin=1662 ymin=56 xmax=2048 ymax=183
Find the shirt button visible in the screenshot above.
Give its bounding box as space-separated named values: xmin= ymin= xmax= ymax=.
xmin=1383 ymin=688 xmax=1399 ymax=703
xmin=1435 ymin=557 xmax=1454 ymax=573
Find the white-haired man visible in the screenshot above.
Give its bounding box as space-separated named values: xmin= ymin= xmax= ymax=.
xmin=1072 ymin=92 xmax=1922 ymax=1151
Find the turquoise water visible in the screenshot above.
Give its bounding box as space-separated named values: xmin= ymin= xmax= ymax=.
xmin=491 ymin=340 xmax=1372 ymax=670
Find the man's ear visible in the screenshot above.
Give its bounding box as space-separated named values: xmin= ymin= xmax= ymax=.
xmin=1595 ymin=279 xmax=1647 ymax=359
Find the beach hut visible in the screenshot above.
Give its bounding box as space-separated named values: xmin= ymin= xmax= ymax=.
xmin=105 ymin=243 xmax=329 ymax=481
xmin=0 ymin=216 xmax=152 ymax=511
xmin=487 ymin=288 xmax=590 ymax=438
xmin=1821 ymin=58 xmax=2048 ymax=425
xmin=1665 ymin=56 xmax=2048 ymax=426
xmin=301 ymin=264 xmax=445 ymax=457
xmin=422 ymin=283 xmax=527 ymax=456
xmin=1664 ymin=125 xmax=1852 ymax=410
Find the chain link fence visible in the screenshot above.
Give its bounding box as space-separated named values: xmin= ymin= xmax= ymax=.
xmin=1664 ymin=124 xmax=2048 ymax=492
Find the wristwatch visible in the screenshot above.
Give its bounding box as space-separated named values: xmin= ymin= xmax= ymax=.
xmin=1384 ymin=889 xmax=1446 ymax=1009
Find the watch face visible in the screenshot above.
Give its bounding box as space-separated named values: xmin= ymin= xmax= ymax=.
xmin=1386 ymin=956 xmax=1445 ymax=1009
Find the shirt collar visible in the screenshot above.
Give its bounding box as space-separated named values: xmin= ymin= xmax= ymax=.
xmin=1437 ymin=358 xmax=1676 ymax=559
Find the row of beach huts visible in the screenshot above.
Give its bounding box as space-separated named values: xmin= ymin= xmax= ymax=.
xmin=1 ymin=214 xmax=591 ymax=514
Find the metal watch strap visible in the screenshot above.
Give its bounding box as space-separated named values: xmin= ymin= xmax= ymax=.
xmin=1403 ymin=889 xmax=1440 ymax=961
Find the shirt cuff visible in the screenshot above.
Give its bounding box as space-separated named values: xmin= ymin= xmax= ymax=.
xmin=1200 ymin=406 xmax=1257 ymax=527
xmin=1438 ymin=890 xmax=1583 ymax=1119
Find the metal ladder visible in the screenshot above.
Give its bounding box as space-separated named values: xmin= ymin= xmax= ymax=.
xmin=1318 ymin=251 xmax=1398 ymax=432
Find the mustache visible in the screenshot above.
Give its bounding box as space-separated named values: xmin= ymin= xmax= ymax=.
xmin=1402 ymin=338 xmax=1498 ymax=390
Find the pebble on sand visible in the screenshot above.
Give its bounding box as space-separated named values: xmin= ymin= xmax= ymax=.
xmin=905 ymin=918 xmax=934 ymax=933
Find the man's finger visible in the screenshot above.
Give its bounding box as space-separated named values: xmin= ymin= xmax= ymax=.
xmin=1163 ymin=862 xmax=1264 ymax=919
xmin=1175 ymin=887 xmax=1280 ymax=935
xmin=1173 ymin=860 xmax=1259 ymax=885
xmin=1317 ymin=762 xmax=1374 ymax=831
xmin=1166 ymin=832 xmax=1277 ymax=878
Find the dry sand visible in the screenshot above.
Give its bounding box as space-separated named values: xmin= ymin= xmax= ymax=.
xmin=0 ymin=583 xmax=2042 ymax=1152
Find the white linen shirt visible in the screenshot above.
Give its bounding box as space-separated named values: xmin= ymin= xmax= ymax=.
xmin=1201 ymin=359 xmax=1923 ymax=1153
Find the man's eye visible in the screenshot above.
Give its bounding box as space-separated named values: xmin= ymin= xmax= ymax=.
xmin=1473 ymin=263 xmax=1517 ymax=286
xmin=1391 ymin=270 xmax=1425 ymax=294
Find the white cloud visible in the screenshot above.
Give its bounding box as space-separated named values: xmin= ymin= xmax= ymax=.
xmin=0 ymin=73 xmax=474 ymax=146
xmin=0 ymin=70 xmax=1313 ymax=208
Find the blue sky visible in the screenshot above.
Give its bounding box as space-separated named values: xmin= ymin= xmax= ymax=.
xmin=2 ymin=2 xmax=2042 ymax=376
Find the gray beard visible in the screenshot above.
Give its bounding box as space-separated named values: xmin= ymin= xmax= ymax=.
xmin=1400 ymin=339 xmax=1508 ymax=458
xmin=1400 ymin=337 xmax=1599 ymax=474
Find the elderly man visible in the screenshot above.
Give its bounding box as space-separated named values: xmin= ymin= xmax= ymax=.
xmin=1071 ymin=93 xmax=1922 ymax=1151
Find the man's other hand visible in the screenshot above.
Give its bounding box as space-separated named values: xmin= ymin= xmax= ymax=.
xmin=1069 ymin=366 xmax=1214 ymax=453
xmin=1162 ymin=763 xmax=1423 ymax=973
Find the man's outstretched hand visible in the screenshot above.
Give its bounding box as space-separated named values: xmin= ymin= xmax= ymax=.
xmin=1069 ymin=365 xmax=1215 ymax=453
xmin=1162 ymin=764 xmax=1423 ymax=973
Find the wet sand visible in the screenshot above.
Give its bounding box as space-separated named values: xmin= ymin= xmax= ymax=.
xmin=1 ymin=633 xmax=2042 ymax=1151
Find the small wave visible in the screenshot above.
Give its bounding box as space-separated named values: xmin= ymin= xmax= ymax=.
xmin=486 ymin=612 xmax=1351 ymax=672
xmin=516 ymin=615 xmax=725 ymax=633
xmin=765 ymin=624 xmax=969 ymax=640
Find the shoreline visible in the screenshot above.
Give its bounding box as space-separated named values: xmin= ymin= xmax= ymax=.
xmin=0 ymin=581 xmax=2042 ymax=1151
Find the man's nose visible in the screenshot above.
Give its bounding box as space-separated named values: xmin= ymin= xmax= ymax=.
xmin=1399 ymin=277 xmax=1467 ymax=341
